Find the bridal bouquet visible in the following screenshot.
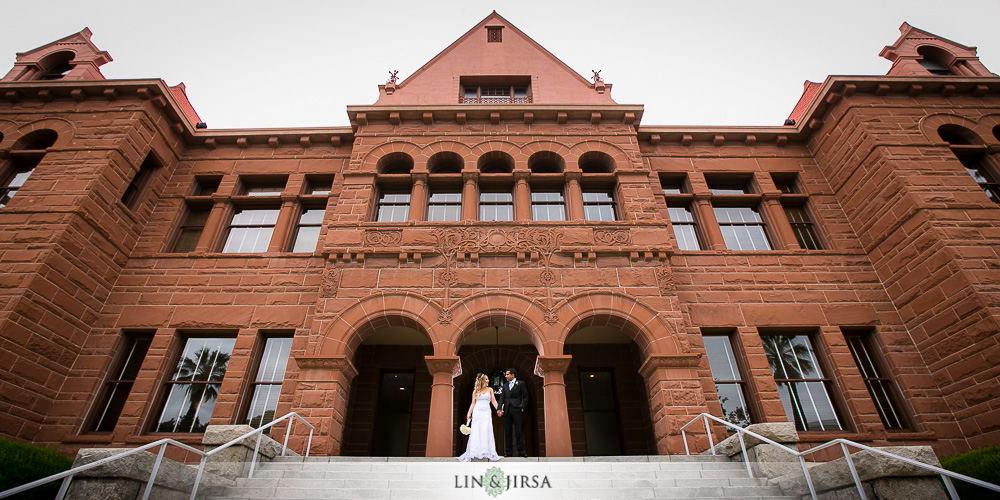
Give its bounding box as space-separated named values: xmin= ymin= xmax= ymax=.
xmin=460 ymin=419 xmax=471 ymax=435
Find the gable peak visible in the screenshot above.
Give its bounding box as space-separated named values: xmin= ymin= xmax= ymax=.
xmin=3 ymin=28 xmax=112 ymax=82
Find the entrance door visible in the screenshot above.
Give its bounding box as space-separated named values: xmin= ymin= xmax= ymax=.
xmin=370 ymin=371 xmax=414 ymax=456
xmin=579 ymin=370 xmax=623 ymax=455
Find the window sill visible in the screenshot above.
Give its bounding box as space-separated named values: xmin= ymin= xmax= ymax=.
xmin=63 ymin=434 xmax=115 ymax=445
xmin=796 ymin=431 xmax=873 ymax=443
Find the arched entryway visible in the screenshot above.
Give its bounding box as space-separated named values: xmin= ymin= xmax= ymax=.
xmin=453 ymin=325 xmax=543 ymax=457
xmin=564 ymin=323 xmax=656 ymax=456
xmin=341 ymin=324 xmax=433 ymax=456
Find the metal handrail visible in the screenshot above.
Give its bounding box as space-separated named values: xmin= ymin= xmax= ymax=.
xmin=0 ymin=412 xmax=314 ymax=500
xmin=681 ymin=412 xmax=1000 ymax=500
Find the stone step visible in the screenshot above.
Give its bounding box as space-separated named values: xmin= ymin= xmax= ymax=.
xmin=199 ymin=456 xmax=795 ymax=499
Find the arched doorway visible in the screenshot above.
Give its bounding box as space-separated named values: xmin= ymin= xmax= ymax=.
xmin=341 ymin=325 xmax=432 ymax=456
xmin=454 ymin=326 xmax=543 ymax=457
xmin=565 ymin=325 xmax=656 ymax=456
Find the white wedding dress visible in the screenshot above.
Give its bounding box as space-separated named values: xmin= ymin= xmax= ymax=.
xmin=457 ymin=392 xmax=502 ymax=461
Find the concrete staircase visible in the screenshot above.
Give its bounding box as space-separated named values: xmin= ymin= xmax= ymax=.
xmin=201 ymin=455 xmax=797 ymax=499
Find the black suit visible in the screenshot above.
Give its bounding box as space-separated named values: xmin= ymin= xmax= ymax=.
xmin=498 ymin=379 xmax=529 ymax=457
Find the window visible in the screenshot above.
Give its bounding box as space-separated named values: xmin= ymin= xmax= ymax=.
xmin=290 ymin=207 xmax=324 ymax=253
xmin=89 ymin=335 xmax=152 ymax=432
xmin=531 ymin=191 xmax=566 ymax=221
xmin=245 ymin=337 xmax=293 ymax=428
xmin=480 ymin=191 xmax=513 ymax=221
xmin=784 ymin=206 xmax=822 ymax=250
xmin=121 ymin=155 xmax=160 ymax=210
xmin=0 ymin=162 xmax=36 ymax=208
xmin=703 ymin=335 xmax=752 ymax=427
xmin=708 ymin=181 xmax=750 ymax=195
xmin=762 ymin=335 xmax=843 ymax=432
xmin=487 ymin=26 xmax=502 ymax=43
xmin=244 ymin=184 xmax=284 ymax=197
xmin=772 ymin=177 xmax=796 ymax=194
xmin=222 ymin=208 xmax=279 ymax=253
xmin=668 ymin=206 xmax=701 ymax=251
xmin=845 ymin=334 xmax=907 ymax=430
xmin=171 ymin=208 xmax=210 ymax=253
xmin=661 ymin=178 xmax=685 ymax=194
xmin=461 ymin=78 xmax=531 ymax=104
xmin=427 ymin=191 xmax=462 ymax=222
xmin=714 ymin=207 xmax=772 ymax=250
xmin=376 ymin=192 xmax=410 ymax=222
xmin=958 ymin=154 xmax=1000 ymax=204
xmin=304 ymin=176 xmax=332 ymax=195
xmin=193 ymin=177 xmax=221 ymax=196
xmin=583 ymin=191 xmax=616 ymax=221
xmin=155 ymin=337 xmax=236 ymax=433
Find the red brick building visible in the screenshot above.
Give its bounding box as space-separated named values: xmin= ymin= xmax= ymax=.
xmin=1 ymin=14 xmax=999 ymax=460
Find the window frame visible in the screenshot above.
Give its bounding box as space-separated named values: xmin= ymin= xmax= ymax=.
xmin=0 ymin=151 xmax=43 ymax=209
xmin=843 ymin=331 xmax=911 ymax=431
xmin=761 ymin=333 xmax=845 ymax=433
xmin=714 ymin=205 xmax=773 ymax=251
xmin=288 ymin=203 xmax=326 ymax=253
xmin=530 ymin=188 xmax=567 ymax=222
xmin=668 ymin=204 xmax=702 ymax=251
xmin=479 ymin=189 xmax=514 ymax=222
xmin=221 ymin=206 xmax=281 ymax=253
xmin=426 ymin=189 xmax=463 ymax=222
xmin=375 ymin=189 xmax=411 ymax=222
xmin=702 ymin=332 xmax=753 ymax=427
xmin=242 ymin=334 xmax=293 ymax=429
xmin=582 ymin=190 xmax=617 ymax=222
xmin=86 ymin=332 xmax=153 ymax=433
xmin=153 ymin=335 xmax=237 ymax=434
xmin=121 ymin=154 xmax=161 ymax=211
xmin=170 ymin=204 xmax=211 ymax=253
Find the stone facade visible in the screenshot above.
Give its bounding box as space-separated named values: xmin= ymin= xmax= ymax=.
xmin=0 ymin=16 xmax=999 ymax=460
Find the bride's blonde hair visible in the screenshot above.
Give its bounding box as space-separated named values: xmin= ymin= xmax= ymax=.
xmin=472 ymin=373 xmax=489 ymax=397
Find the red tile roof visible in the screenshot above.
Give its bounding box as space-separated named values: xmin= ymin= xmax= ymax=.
xmin=787 ymin=80 xmax=822 ymax=124
xmin=168 ymin=83 xmax=203 ymax=125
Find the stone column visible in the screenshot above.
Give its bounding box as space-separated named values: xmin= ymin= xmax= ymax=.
xmin=409 ymin=173 xmax=428 ymax=221
xmin=268 ymin=196 xmax=299 ymax=252
xmin=565 ymin=172 xmax=585 ymax=220
xmin=425 ymin=356 xmax=462 ymax=457
xmin=761 ymin=194 xmax=800 ymax=250
xmin=194 ymin=196 xmax=230 ymax=252
xmin=513 ymin=170 xmax=531 ymax=221
xmin=692 ymin=195 xmax=727 ymax=250
xmin=292 ymin=355 xmax=358 ymax=455
xmin=639 ymin=353 xmax=709 ymax=455
xmin=534 ymin=355 xmax=574 ymax=457
xmin=462 ymin=171 xmax=479 ymax=220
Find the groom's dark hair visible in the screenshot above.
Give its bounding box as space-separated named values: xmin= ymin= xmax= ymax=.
xmin=507 ymin=368 xmax=518 ymax=377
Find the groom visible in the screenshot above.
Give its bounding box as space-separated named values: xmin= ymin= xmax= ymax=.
xmin=497 ymin=368 xmax=528 ymax=457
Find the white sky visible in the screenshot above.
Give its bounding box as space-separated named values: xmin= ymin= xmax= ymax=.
xmin=2 ymin=1 xmax=998 ymax=130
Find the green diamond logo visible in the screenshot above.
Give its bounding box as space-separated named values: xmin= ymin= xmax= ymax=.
xmin=483 ymin=466 xmax=505 ymax=497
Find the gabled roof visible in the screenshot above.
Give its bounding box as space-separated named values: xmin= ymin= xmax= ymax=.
xmin=374 ymin=11 xmax=614 ymax=105
xmin=14 ymin=27 xmax=112 ymax=66
xmin=168 ymin=83 xmax=204 ymax=125
xmin=2 ymin=27 xmax=112 ymax=82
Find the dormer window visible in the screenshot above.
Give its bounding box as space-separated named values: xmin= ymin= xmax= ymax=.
xmin=487 ymin=26 xmax=503 ymax=43
xmin=460 ymin=77 xmax=531 ymax=104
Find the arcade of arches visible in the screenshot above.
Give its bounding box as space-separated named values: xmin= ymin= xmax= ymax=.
xmin=294 ymin=293 xmax=703 ymax=457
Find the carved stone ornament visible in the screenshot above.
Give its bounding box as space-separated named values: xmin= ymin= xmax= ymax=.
xmin=364 ymin=230 xmax=402 ymax=246
xmin=594 ymin=229 xmax=630 ymax=246
xmin=638 ymin=354 xmax=703 ymax=379
xmin=544 ymin=308 xmax=559 ymax=325
xmin=655 ymin=265 xmax=675 ymax=295
xmin=438 ymin=269 xmax=458 ymax=286
xmin=425 ymin=356 xmax=462 ymax=377
xmin=294 ymin=355 xmax=359 ymax=381
xmin=539 ymin=270 xmax=557 ymax=286
xmin=321 ymin=268 xmax=340 ymax=298
xmin=534 ymin=355 xmax=573 ymax=377
xmin=437 ymin=227 xmax=559 ymax=256
xmin=438 ymin=307 xmax=453 ymax=325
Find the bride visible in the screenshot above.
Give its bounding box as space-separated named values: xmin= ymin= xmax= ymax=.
xmin=457 ymin=373 xmax=502 ymax=461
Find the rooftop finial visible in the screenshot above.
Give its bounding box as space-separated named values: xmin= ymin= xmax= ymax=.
xmin=591 ymin=70 xmax=603 ymax=84
xmin=387 ymin=70 xmax=399 ymax=85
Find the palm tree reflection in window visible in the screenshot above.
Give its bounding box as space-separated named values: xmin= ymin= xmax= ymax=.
xmin=156 ymin=338 xmax=235 ymax=433
xmin=762 ymin=335 xmax=842 ymax=432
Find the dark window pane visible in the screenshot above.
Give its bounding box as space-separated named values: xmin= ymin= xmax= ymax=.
xmin=784 ymin=206 xmax=822 ymax=250
xmin=171 ymin=209 xmax=210 ymax=253
xmin=846 ymin=336 xmax=906 ymax=430
xmin=90 ymin=336 xmax=151 ymax=432
xmin=156 ymin=337 xmax=235 ymax=433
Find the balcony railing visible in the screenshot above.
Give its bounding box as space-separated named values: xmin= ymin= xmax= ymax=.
xmin=460 ymin=96 xmax=532 ymax=104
